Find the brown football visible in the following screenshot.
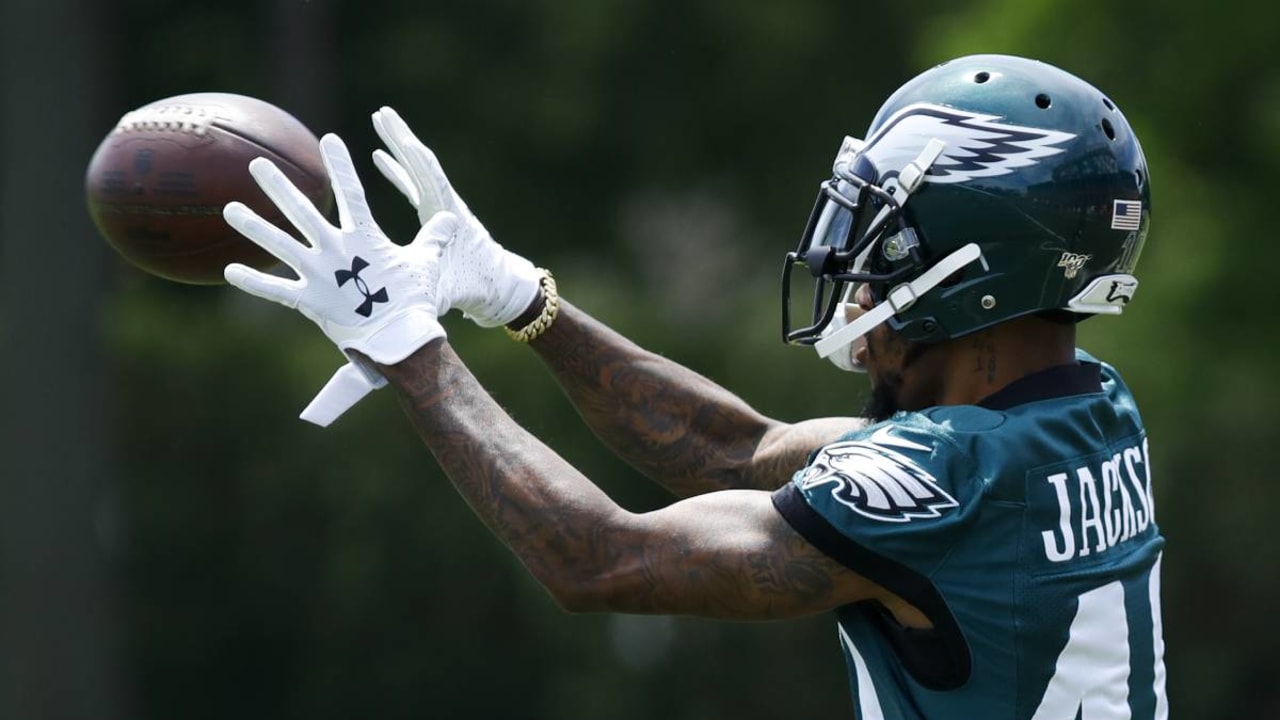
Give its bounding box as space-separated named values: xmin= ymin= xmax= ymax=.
xmin=85 ymin=92 xmax=333 ymax=285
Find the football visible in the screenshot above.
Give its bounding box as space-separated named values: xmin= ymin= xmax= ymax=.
xmin=85 ymin=92 xmax=333 ymax=285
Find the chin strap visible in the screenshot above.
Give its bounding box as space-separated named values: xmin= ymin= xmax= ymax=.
xmin=815 ymin=242 xmax=986 ymax=360
xmin=813 ymin=137 xmax=969 ymax=364
xmin=856 ymin=138 xmax=946 ymax=237
xmin=817 ymin=306 xmax=865 ymax=372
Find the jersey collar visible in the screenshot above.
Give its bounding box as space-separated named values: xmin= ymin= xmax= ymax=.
xmin=976 ymin=361 xmax=1103 ymax=411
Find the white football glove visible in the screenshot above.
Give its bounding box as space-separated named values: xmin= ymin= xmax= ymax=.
xmin=370 ymin=106 xmax=542 ymax=328
xmin=223 ymin=133 xmax=455 ymax=426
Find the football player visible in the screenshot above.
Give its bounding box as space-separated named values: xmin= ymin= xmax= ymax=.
xmin=223 ymin=54 xmax=1166 ymax=718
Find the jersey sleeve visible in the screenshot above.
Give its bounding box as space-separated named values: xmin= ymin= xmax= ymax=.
xmin=771 ymin=420 xmax=981 ymax=598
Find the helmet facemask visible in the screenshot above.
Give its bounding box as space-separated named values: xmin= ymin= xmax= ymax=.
xmin=781 ymin=134 xmax=987 ymax=369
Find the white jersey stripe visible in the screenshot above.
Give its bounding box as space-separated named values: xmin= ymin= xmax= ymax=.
xmin=840 ymin=625 xmax=886 ymax=720
xmin=1150 ymin=554 xmax=1169 ymax=719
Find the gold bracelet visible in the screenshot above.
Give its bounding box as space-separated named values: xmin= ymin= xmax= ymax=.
xmin=504 ymin=269 xmax=560 ymax=343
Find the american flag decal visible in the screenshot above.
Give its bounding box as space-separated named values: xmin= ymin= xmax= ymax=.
xmin=1111 ymin=200 xmax=1142 ymax=231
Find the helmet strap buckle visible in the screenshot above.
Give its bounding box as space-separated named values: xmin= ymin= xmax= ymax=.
xmin=897 ymin=138 xmax=946 ymax=194
xmin=814 ymin=243 xmax=986 ymax=361
xmin=887 ymin=283 xmax=919 ymax=313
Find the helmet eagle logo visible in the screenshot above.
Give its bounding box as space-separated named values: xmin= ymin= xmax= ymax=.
xmin=860 ymin=103 xmax=1077 ymax=185
xmin=796 ymin=427 xmax=958 ymax=523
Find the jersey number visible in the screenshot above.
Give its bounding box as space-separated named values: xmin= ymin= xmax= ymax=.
xmin=1031 ymin=562 xmax=1168 ymax=719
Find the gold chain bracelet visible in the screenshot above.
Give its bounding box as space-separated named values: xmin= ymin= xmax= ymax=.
xmin=504 ymin=269 xmax=560 ymax=343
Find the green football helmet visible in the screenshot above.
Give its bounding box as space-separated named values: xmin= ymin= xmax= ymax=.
xmin=781 ymin=55 xmax=1150 ymax=369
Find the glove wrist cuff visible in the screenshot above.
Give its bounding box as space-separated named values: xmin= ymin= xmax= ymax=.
xmin=348 ymin=307 xmax=448 ymax=366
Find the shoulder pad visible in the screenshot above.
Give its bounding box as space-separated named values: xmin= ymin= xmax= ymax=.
xmin=797 ymin=425 xmax=960 ymax=523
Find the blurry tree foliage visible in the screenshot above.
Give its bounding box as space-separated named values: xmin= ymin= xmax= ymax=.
xmin=96 ymin=0 xmax=1278 ymax=718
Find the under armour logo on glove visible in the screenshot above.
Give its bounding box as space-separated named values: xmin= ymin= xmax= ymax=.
xmin=335 ymin=256 xmax=389 ymax=317
xmin=222 ymin=133 xmax=452 ymax=427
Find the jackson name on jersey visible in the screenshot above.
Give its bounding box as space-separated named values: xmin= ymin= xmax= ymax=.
xmin=772 ymin=351 xmax=1168 ymax=719
xmin=1040 ymin=436 xmax=1153 ymax=564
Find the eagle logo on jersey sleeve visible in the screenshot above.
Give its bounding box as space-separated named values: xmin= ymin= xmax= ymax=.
xmin=796 ymin=427 xmax=958 ymax=522
xmin=861 ymin=103 xmax=1076 ymax=185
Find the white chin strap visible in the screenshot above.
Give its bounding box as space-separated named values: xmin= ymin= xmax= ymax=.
xmin=818 ymin=307 xmax=866 ymax=372
xmin=814 ymin=242 xmax=987 ymax=362
xmin=813 ymin=135 xmax=983 ymax=368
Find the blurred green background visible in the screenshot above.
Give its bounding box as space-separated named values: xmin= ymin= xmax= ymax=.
xmin=2 ymin=0 xmax=1275 ymax=718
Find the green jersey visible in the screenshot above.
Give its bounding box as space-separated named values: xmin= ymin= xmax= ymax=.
xmin=773 ymin=350 xmax=1167 ymax=719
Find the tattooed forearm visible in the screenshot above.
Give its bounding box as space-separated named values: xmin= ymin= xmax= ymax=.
xmin=530 ymin=303 xmax=765 ymax=495
xmin=379 ymin=339 xmax=626 ymax=604
xmin=529 ymin=302 xmax=857 ymax=497
xmin=377 ymin=341 xmax=875 ymax=620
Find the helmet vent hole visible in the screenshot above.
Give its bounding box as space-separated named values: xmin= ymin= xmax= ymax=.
xmin=1135 ymin=168 xmax=1144 ymax=186
xmin=1103 ymin=97 xmax=1116 ymax=111
xmin=1101 ymin=117 xmax=1117 ymax=140
xmin=1035 ymin=93 xmax=1052 ymax=109
xmin=974 ymin=71 xmax=990 ymax=84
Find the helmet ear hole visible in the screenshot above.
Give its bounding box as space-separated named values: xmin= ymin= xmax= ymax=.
xmin=1035 ymin=93 xmax=1052 ymax=109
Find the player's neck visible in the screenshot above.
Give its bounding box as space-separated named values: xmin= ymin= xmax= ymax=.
xmin=935 ymin=318 xmax=1077 ymax=407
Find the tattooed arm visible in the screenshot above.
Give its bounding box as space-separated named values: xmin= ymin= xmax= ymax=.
xmin=376 ymin=339 xmax=901 ymax=620
xmin=517 ymin=301 xmax=865 ymax=498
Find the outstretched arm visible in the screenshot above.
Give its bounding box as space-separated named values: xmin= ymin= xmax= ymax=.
xmin=516 ymin=299 xmax=864 ymax=498
xmin=218 ymin=130 xmax=895 ymax=623
xmin=366 ymin=108 xmax=863 ymax=494
xmin=377 ymin=339 xmax=886 ymax=619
